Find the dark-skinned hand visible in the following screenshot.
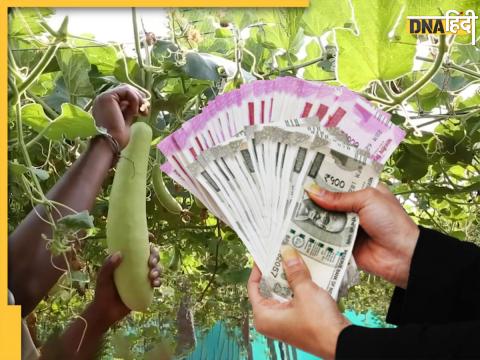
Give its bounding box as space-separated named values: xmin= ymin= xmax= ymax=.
xmin=92 ymin=84 xmax=149 ymax=149
xmin=91 ymin=245 xmax=161 ymax=326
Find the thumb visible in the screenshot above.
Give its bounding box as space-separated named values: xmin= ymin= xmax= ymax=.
xmin=101 ymin=251 xmax=123 ymax=278
xmin=280 ymin=245 xmax=312 ymax=293
xmin=305 ymin=183 xmax=369 ymax=213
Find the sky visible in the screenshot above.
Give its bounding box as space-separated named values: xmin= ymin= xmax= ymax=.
xmin=48 ymin=8 xmax=170 ymax=45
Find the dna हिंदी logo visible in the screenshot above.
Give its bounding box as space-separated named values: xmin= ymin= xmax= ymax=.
xmin=407 ymin=10 xmax=478 ymax=45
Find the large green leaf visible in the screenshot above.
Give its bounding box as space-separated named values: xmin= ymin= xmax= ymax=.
xmin=70 ymin=36 xmax=118 ymax=75
xmin=22 ymin=103 xmax=100 ymax=141
xmin=113 ymin=57 xmax=143 ymax=86
xmin=301 ymin=0 xmax=352 ymax=36
xmin=335 ymin=0 xmax=416 ymax=90
xmin=83 ymin=45 xmax=118 ymax=76
xmin=21 ymin=104 xmax=51 ymax=133
xmin=56 ymin=49 xmax=94 ymax=98
xmin=405 ymin=0 xmax=480 ymax=16
xmin=261 ymin=9 xmax=304 ymax=53
xmin=394 ymin=143 xmax=430 ymax=181
xmin=8 ymin=8 xmax=54 ymax=37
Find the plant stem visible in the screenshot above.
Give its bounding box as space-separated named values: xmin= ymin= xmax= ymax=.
xmin=417 ymin=55 xmax=480 ymax=80
xmin=364 ymin=36 xmax=448 ymax=107
xmin=132 ymin=8 xmax=144 ymax=70
xmin=27 ymin=90 xmax=58 ymax=119
xmin=362 ymin=92 xmax=394 ymax=106
xmin=445 ymin=62 xmax=480 ymax=79
xmin=16 ymin=42 xmax=63 ymax=99
xmin=264 ymin=55 xmax=324 ymax=78
xmin=379 ymin=79 xmax=395 ymax=100
xmin=26 ymin=126 xmax=50 ymax=149
xmin=393 ymin=36 xmax=448 ymax=104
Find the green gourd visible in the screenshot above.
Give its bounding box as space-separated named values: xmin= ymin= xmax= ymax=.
xmin=106 ymin=122 xmax=153 ymax=311
xmin=152 ymin=164 xmax=183 ymax=214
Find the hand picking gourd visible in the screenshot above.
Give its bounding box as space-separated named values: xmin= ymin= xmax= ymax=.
xmin=106 ymin=122 xmax=153 ymax=311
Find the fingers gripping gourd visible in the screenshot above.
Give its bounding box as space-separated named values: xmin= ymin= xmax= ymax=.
xmin=152 ymin=164 xmax=183 ymax=214
xmin=107 ymin=122 xmax=153 ymax=311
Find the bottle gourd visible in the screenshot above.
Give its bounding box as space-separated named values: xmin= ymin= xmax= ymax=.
xmin=106 ymin=122 xmax=153 ymax=311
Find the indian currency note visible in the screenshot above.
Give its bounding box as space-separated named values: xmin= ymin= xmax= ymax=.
xmin=260 ymin=133 xmax=382 ymax=301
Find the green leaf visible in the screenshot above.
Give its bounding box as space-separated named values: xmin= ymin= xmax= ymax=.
xmin=151 ymin=40 xmax=180 ymax=65
xmin=215 ymin=28 xmax=233 ymax=38
xmin=9 ymin=8 xmax=54 ymax=37
xmin=219 ymin=268 xmax=251 ymax=284
xmin=46 ymin=104 xmax=100 ymax=140
xmin=449 ymin=230 xmax=466 ymax=240
xmin=56 ymin=49 xmax=94 ymax=97
xmin=261 ymin=9 xmax=304 ymax=53
xmin=335 ymin=0 xmax=416 ymax=90
xmin=394 ymin=143 xmax=430 ymax=180
xmin=29 ymin=73 xmax=57 ymax=97
xmin=454 ymin=89 xmax=480 ymax=109
xmin=301 ymin=0 xmax=352 ymax=36
xmin=113 ymin=57 xmax=143 ymax=86
xmin=70 ymin=271 xmax=90 ymax=283
xmin=8 ymin=161 xmax=29 ymax=179
xmin=57 ymin=210 xmax=95 ymax=231
xmin=21 ymin=104 xmax=51 ymax=133
xmin=452 ymin=44 xmax=480 ymax=66
xmin=22 ymin=103 xmax=100 ymax=141
xmin=82 ymin=43 xmax=118 ymax=75
xmin=405 ymin=0 xmax=480 ymax=16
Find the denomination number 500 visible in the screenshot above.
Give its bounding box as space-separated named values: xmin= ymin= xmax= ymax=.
xmin=324 ymin=174 xmax=345 ymax=189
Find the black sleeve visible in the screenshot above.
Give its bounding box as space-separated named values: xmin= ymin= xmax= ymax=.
xmin=336 ymin=322 xmax=480 ymax=359
xmin=335 ymin=227 xmax=480 ymax=359
xmin=387 ymin=226 xmax=480 ymax=325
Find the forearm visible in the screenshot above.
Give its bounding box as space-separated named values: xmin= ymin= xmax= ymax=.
xmin=9 ymin=137 xmax=115 ymax=315
xmin=40 ymin=303 xmax=114 ymax=360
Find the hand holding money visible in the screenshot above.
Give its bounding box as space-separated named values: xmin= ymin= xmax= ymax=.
xmin=306 ymin=183 xmax=420 ymax=289
xmin=157 ymin=78 xmax=406 ymax=300
xmin=248 ymin=248 xmax=350 ymax=360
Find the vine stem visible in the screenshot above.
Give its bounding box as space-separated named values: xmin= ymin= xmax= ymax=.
xmin=444 ymin=62 xmax=480 ymax=80
xmin=11 ymin=74 xmax=57 ymax=229
xmin=416 ymin=55 xmax=480 ymax=80
xmin=26 ymin=90 xmax=59 ymax=119
xmin=364 ymin=35 xmax=448 ymax=107
xmin=392 ymin=35 xmax=447 ymax=103
xmin=132 ymin=8 xmax=144 ymax=70
xmin=26 ymin=126 xmax=51 ymax=149
xmin=13 ymin=42 xmax=63 ymax=103
xmin=264 ymin=55 xmax=323 ymax=78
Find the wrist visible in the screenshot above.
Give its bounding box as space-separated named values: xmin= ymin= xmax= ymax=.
xmin=88 ymin=135 xmax=119 ymax=168
xmin=86 ymin=301 xmax=118 ymax=330
xmin=395 ymin=225 xmax=420 ymax=289
xmin=315 ymin=317 xmax=350 ymax=360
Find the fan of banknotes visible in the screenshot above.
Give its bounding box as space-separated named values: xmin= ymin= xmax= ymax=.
xmin=157 ymin=77 xmax=405 ymax=301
